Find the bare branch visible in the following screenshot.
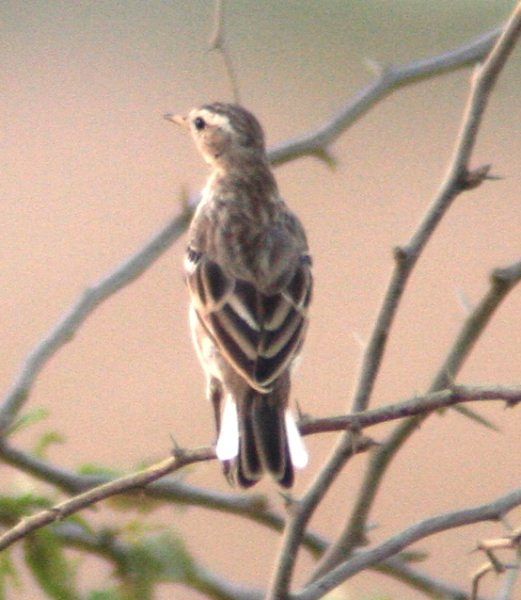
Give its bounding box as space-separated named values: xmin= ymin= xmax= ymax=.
xmin=300 ymin=384 xmax=521 ymax=435
xmin=1 ymin=380 xmax=518 ymax=554
xmin=0 ymin=446 xmax=213 ymax=552
xmin=0 ymin=443 xmax=330 ymax=557
xmin=295 ymin=488 xmax=521 ymax=600
xmin=208 ymin=0 xmax=241 ymax=103
xmin=431 ymin=260 xmax=521 ymax=392
xmin=319 ymin=256 xmax=521 ymax=577
xmin=350 ymin=10 xmax=521 ymax=418
xmin=266 ymin=435 xmax=376 ymax=600
xmin=268 ymin=27 xmax=501 ymax=165
xmin=0 ymin=206 xmax=194 ymax=435
xmin=270 ymin=3 xmax=521 ymax=595
xmin=379 ymin=556 xmax=492 ymax=600
xmin=0 ymin=438 xmax=374 ymax=555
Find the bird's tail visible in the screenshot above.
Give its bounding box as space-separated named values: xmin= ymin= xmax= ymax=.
xmin=217 ymin=388 xmax=308 ymax=488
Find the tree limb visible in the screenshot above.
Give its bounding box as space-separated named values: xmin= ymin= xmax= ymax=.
xmin=294 ymin=488 xmax=521 ymax=600
xmin=268 ymin=26 xmax=501 ymax=165
xmin=269 ymin=3 xmax=521 ymax=596
xmin=318 ymin=256 xmax=521 ymax=576
xmin=0 ymin=206 xmax=194 ymax=436
xmin=0 ymin=446 xmax=214 ymax=552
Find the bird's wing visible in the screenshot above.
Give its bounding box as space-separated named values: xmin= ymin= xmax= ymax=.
xmin=185 ymin=249 xmax=312 ymax=392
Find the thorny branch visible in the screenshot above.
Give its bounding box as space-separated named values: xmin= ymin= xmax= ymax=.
xmin=1 ymin=5 xmax=520 ymax=600
xmin=2 ymin=380 xmax=520 ymax=554
xmin=294 ymin=488 xmax=521 ymax=600
xmin=268 ymin=26 xmax=501 ymax=166
xmin=313 ymin=249 xmax=521 ymax=579
xmin=209 ymin=0 xmax=241 ymax=103
xmin=267 ymin=3 xmax=521 ymax=598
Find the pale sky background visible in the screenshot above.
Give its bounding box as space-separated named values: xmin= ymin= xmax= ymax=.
xmin=2 ymin=1 xmax=521 ymax=599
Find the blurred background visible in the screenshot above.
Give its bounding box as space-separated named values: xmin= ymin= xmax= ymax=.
xmin=2 ymin=1 xmax=521 ymax=598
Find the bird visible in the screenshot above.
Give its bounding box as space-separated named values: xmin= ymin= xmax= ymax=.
xmin=167 ymin=103 xmax=312 ymax=488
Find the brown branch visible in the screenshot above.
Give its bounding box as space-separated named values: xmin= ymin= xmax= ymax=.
xmin=317 ymin=257 xmax=521 ymax=577
xmin=300 ymin=384 xmax=521 ymax=435
xmin=268 ymin=26 xmax=501 ymax=166
xmin=0 ymin=440 xmax=330 ymax=557
xmin=0 ymin=446 xmax=214 ymax=552
xmin=208 ymin=0 xmax=241 ymax=103
xmin=294 ymin=488 xmax=521 ymax=600
xmin=0 ymin=437 xmax=373 ymax=555
xmin=2 ymin=381 xmax=518 ymax=555
xmin=268 ymin=3 xmax=521 ymax=597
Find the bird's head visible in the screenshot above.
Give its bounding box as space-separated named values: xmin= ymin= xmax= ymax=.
xmin=166 ymin=103 xmax=267 ymax=171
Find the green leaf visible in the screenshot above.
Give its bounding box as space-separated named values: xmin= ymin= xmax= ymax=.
xmin=6 ymin=407 xmax=49 ymax=437
xmin=0 ymin=552 xmax=21 ymax=600
xmin=88 ymin=589 xmax=125 ymax=600
xmin=34 ymin=431 xmax=66 ymax=458
xmin=77 ymin=463 xmax=121 ymax=478
xmin=0 ymin=493 xmax=51 ymax=521
xmin=118 ymin=532 xmax=195 ymax=597
xmin=24 ymin=529 xmax=80 ymax=600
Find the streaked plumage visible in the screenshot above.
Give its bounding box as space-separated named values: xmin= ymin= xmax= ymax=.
xmin=171 ymin=102 xmax=312 ymax=487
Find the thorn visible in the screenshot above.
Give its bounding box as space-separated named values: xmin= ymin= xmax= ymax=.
xmin=312 ymin=148 xmax=337 ymax=169
xmin=461 ymin=164 xmax=497 ymax=190
xmin=351 ymin=331 xmax=366 ymax=349
xmin=222 ymin=460 xmax=235 ymax=487
xmin=393 ymin=245 xmax=409 ymax=263
xmin=169 ymin=434 xmax=185 ymax=459
xmin=279 ymin=490 xmax=299 ymax=514
xmin=455 ymin=287 xmax=473 ymax=314
xmin=295 ymin=398 xmax=305 ymax=421
xmin=363 ymin=57 xmax=389 ymax=78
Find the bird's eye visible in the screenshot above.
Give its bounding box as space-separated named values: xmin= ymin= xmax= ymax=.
xmin=194 ymin=117 xmax=206 ymax=131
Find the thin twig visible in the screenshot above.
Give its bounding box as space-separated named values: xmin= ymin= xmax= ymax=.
xmin=299 ymin=384 xmax=521 ymax=435
xmin=294 ymin=488 xmax=521 ymax=600
xmin=0 ymin=446 xmax=214 ymax=552
xmin=209 ymin=0 xmax=241 ymax=103
xmin=379 ymin=555 xmax=492 ymax=600
xmin=268 ymin=27 xmax=501 ymax=165
xmin=0 ymin=205 xmax=194 ymax=436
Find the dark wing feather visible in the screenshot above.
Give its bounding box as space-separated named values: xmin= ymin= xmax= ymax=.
xmin=186 ymin=250 xmax=312 ymax=391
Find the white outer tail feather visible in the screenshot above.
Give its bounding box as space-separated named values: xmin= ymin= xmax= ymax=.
xmin=215 ymin=397 xmax=308 ymax=471
xmin=285 ymin=409 xmax=309 ymax=469
xmin=215 ymin=394 xmax=239 ymax=460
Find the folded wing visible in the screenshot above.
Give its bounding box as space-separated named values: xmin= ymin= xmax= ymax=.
xmin=186 ymin=250 xmax=312 ymax=391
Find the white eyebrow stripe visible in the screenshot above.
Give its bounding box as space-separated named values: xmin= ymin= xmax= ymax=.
xmin=190 ymin=109 xmax=233 ymax=133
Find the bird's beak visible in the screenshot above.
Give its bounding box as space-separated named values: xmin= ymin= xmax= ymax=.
xmin=164 ymin=113 xmax=189 ymax=128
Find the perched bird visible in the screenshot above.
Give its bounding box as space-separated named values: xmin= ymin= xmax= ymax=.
xmin=168 ymin=103 xmax=312 ymax=487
